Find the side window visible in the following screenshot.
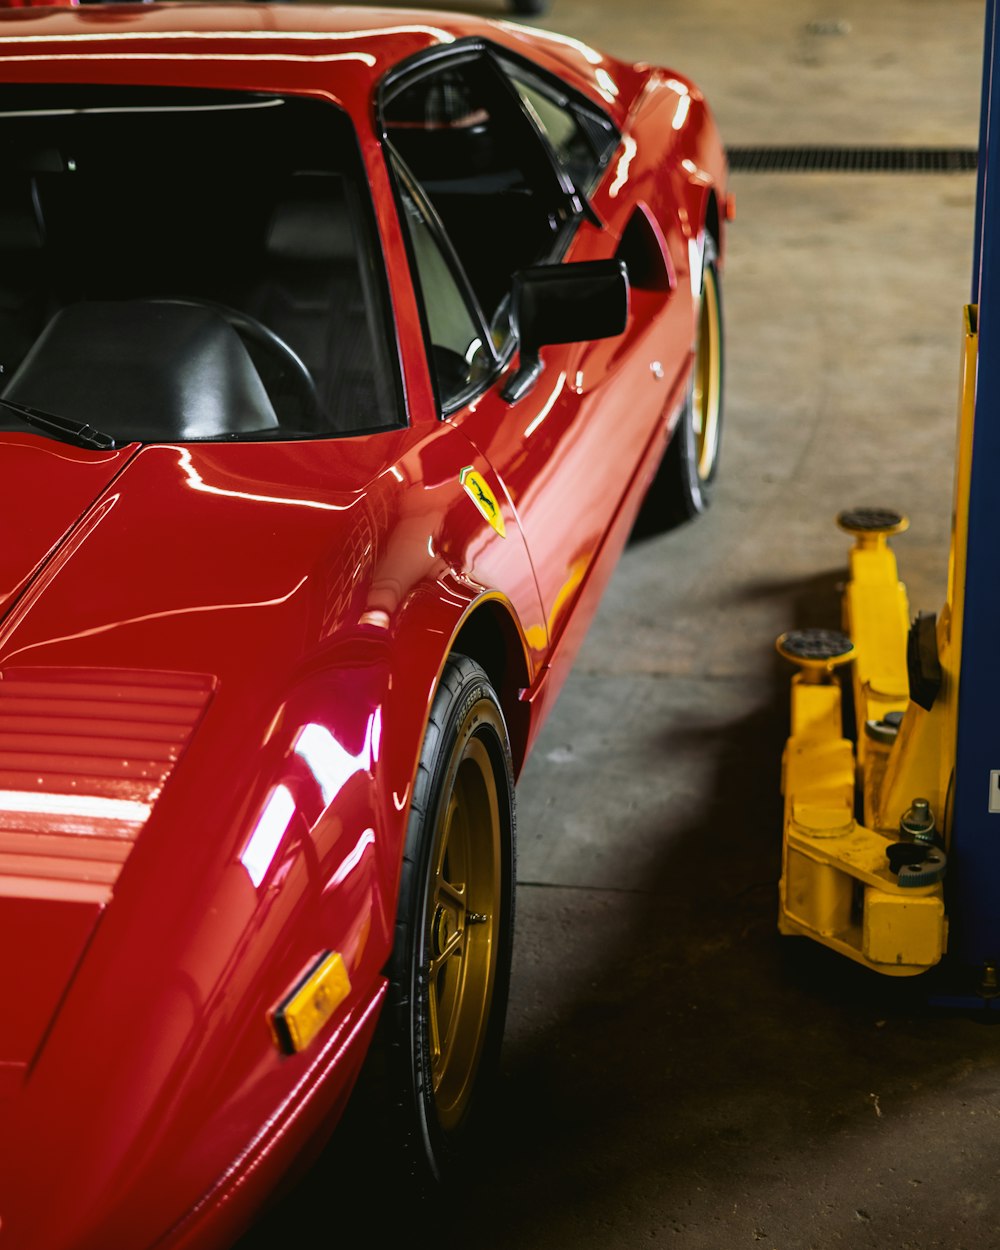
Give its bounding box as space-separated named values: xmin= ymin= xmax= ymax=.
xmin=396 ymin=180 xmax=494 ymax=411
xmin=509 ymin=71 xmax=620 ymax=195
xmin=383 ymin=55 xmax=569 ymax=333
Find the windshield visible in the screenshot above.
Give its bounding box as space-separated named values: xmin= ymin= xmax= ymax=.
xmin=0 ymin=86 xmax=402 ymax=443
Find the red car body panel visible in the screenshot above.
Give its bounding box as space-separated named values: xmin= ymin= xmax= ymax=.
xmin=0 ymin=7 xmax=728 ymax=1248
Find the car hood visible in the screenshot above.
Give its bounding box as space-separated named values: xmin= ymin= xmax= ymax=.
xmin=0 ymin=430 xmax=415 ymax=1248
xmin=0 ymin=432 xmax=139 ymax=627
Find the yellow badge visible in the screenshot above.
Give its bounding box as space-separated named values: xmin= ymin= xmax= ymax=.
xmin=460 ymin=466 xmax=506 ymax=538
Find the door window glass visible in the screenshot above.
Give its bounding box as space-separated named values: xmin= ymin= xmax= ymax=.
xmin=384 ymin=55 xmax=567 ymax=331
xmin=397 ymin=181 xmax=494 ymax=410
xmin=508 ymin=70 xmax=621 ymax=196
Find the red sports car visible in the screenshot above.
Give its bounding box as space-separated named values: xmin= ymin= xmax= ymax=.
xmin=0 ymin=5 xmax=728 ymax=1247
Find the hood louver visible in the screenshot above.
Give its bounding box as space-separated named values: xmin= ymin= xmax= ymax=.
xmin=0 ymin=667 xmax=214 ymax=1070
xmin=0 ymin=667 xmax=214 ymax=903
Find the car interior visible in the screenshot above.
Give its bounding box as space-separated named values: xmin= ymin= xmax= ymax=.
xmin=0 ymin=87 xmax=401 ymax=443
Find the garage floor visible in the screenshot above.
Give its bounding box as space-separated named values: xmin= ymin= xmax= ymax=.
xmin=240 ymin=1 xmax=997 ymax=1246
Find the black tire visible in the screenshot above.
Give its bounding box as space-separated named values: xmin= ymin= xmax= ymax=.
xmin=386 ymin=654 xmax=516 ymax=1185
xmin=508 ymin=0 xmax=549 ymax=15
xmin=654 ymin=232 xmax=725 ymax=526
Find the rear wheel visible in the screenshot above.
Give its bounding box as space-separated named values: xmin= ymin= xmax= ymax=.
xmin=653 ymin=232 xmax=724 ymax=525
xmin=386 ymin=654 xmax=516 ymax=1184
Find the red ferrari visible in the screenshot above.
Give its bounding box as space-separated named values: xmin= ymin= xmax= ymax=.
xmin=0 ymin=4 xmax=728 ymax=1247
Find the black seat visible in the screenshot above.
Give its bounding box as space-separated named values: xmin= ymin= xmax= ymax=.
xmin=249 ymin=173 xmax=381 ymax=433
xmin=0 ymin=181 xmax=47 ymax=381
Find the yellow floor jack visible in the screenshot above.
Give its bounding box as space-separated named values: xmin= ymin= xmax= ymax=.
xmin=775 ymin=457 xmax=965 ymax=975
xmin=776 ymin=300 xmax=979 ymax=987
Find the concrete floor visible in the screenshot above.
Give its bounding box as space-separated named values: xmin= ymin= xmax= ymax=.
xmin=241 ymin=1 xmax=1000 ymax=1246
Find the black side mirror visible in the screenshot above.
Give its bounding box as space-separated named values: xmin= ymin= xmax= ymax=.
xmin=501 ymin=259 xmax=629 ymax=404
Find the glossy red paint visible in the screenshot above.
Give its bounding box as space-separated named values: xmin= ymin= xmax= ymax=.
xmin=0 ymin=7 xmax=728 ymax=1249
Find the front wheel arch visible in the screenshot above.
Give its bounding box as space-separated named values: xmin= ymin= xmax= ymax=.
xmin=450 ymin=597 xmax=533 ymax=776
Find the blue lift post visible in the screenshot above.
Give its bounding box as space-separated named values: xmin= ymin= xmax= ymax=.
xmin=951 ymin=0 xmax=1000 ymax=993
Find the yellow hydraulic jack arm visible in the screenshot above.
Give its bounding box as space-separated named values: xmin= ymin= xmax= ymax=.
xmin=776 ymin=306 xmax=978 ymax=976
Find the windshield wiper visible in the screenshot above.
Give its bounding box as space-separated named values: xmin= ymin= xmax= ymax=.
xmin=0 ymin=396 xmax=118 ymax=451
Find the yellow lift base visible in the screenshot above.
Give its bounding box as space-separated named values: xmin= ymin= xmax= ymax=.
xmin=776 ymin=306 xmax=978 ymax=977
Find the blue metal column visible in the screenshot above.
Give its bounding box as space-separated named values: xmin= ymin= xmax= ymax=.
xmin=973 ymin=0 xmax=996 ymax=296
xmin=950 ymin=0 xmax=1000 ymax=972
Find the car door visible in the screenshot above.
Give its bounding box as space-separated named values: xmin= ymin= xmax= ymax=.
xmin=382 ymin=46 xmax=682 ymax=654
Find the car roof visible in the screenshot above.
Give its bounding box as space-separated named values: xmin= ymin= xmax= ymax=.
xmin=0 ymin=3 xmax=634 ymax=123
xmin=0 ymin=5 xmax=458 ymax=75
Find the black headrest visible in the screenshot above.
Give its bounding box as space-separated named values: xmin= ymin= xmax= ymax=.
xmin=264 ymin=173 xmax=356 ymax=265
xmin=0 ymin=183 xmax=43 ymax=253
xmin=3 ymin=301 xmax=279 ymax=441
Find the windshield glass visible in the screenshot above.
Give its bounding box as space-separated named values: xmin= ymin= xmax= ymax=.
xmin=0 ymin=86 xmax=402 ymax=443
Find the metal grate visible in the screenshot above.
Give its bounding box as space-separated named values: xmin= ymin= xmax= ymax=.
xmin=727 ymin=146 xmax=978 ymax=174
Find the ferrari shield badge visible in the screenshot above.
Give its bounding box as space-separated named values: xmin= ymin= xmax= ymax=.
xmin=460 ymin=466 xmax=506 ymax=538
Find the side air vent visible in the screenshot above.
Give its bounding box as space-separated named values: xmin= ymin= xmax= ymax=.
xmin=616 ymin=208 xmax=673 ymax=293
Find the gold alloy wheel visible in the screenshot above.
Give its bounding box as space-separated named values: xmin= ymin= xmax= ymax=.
xmin=426 ymin=734 xmax=501 ymax=1132
xmin=692 ymin=262 xmax=722 ymax=482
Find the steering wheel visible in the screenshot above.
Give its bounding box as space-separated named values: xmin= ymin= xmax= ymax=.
xmin=154 ymin=298 xmax=322 ymax=424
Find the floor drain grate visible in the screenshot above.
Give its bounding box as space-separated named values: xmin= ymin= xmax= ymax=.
xmin=726 ymin=146 xmax=978 ymax=173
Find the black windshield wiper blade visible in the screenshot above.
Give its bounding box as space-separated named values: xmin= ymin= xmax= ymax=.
xmin=0 ymin=396 xmax=118 ymax=451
